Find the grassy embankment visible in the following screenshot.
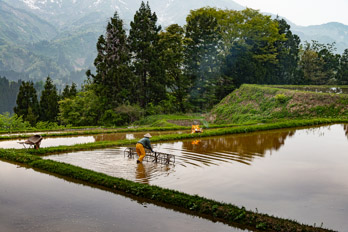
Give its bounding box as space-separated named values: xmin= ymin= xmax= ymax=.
xmin=0 ymin=114 xmax=242 ymax=141
xmin=209 ymin=84 xmax=348 ymax=124
xmin=0 ymin=147 xmax=335 ymax=232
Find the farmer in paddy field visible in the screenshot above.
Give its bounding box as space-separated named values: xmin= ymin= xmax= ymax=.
xmin=136 ymin=133 xmax=153 ymax=163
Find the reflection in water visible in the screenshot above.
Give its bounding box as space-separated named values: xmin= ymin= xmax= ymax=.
xmin=93 ymin=130 xmax=189 ymax=142
xmin=0 ymin=130 xmax=189 ymax=149
xmin=0 ymin=161 xmax=243 ymax=232
xmin=156 ymin=129 xmax=296 ymax=167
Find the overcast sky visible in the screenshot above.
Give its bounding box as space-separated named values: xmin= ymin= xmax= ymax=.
xmin=233 ymin=0 xmax=348 ymax=26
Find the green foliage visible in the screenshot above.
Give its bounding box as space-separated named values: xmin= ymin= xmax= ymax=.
xmin=185 ymin=8 xmax=223 ymax=111
xmin=159 ymin=24 xmax=190 ymax=112
xmin=39 ymin=76 xmax=60 ymax=122
xmin=61 ymin=82 xmax=78 ymax=99
xmin=88 ymin=12 xmax=134 ymax=110
xmin=59 ymin=89 xmax=102 ymax=126
xmin=210 ymin=84 xmax=348 ymax=124
xmin=274 ymin=93 xmax=289 ymax=104
xmin=14 ymin=80 xmax=40 ymax=126
xmin=0 ymin=112 xmax=31 ymax=132
xmin=99 ymin=105 xmax=144 ymax=127
xmin=129 ymin=1 xmax=164 ymax=108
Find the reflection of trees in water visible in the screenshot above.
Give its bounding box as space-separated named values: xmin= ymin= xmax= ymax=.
xmin=181 ymin=130 xmax=295 ymax=165
xmin=344 ymin=125 xmax=348 ymax=139
xmin=93 ymin=131 xmax=188 ymax=142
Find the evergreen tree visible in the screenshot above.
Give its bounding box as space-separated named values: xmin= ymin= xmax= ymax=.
xmin=88 ymin=12 xmax=134 ymax=110
xmin=40 ymin=76 xmax=59 ymax=122
xmin=129 ymin=1 xmax=164 ymax=108
xmin=159 ymin=24 xmax=189 ymax=112
xmin=185 ymin=11 xmax=223 ymax=111
xmin=62 ymin=82 xmax=78 ymax=99
xmin=14 ymin=81 xmax=39 ymax=125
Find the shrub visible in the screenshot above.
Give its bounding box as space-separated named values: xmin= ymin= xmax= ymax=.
xmin=274 ymin=93 xmax=288 ymax=104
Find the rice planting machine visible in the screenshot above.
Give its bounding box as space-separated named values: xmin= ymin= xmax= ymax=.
xmin=124 ymin=147 xmax=175 ymax=165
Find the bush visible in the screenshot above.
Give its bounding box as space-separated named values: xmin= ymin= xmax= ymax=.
xmin=274 ymin=93 xmax=289 ymax=104
xmin=0 ymin=113 xmax=31 ymax=132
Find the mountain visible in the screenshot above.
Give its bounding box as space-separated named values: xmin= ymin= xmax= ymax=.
xmin=291 ymin=22 xmax=348 ymax=53
xmin=0 ymin=1 xmax=57 ymax=44
xmin=0 ymin=0 xmax=348 ymax=86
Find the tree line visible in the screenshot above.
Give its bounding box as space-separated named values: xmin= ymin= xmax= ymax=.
xmin=10 ymin=2 xmax=348 ymax=127
xmin=13 ymin=77 xmax=77 ymax=125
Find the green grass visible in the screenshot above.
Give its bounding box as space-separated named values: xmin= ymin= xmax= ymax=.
xmin=210 ymin=84 xmax=348 ymax=124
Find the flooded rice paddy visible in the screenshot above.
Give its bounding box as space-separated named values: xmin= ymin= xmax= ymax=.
xmin=45 ymin=124 xmax=348 ymax=231
xmin=0 ymin=130 xmax=189 ymax=149
xmin=0 ymin=160 xmax=244 ymax=232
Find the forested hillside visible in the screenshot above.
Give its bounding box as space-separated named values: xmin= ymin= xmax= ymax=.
xmin=0 ymin=77 xmax=21 ymax=114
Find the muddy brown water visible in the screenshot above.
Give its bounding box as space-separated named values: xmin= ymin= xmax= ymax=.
xmin=0 ymin=160 xmax=245 ymax=232
xmin=45 ymin=124 xmax=348 ymax=232
xmin=0 ymin=130 xmax=189 ymax=149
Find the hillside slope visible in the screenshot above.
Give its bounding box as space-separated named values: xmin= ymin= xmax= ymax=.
xmin=208 ymin=85 xmax=348 ymax=124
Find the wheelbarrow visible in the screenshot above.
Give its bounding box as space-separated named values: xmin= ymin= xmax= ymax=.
xmin=18 ymin=135 xmax=43 ymax=149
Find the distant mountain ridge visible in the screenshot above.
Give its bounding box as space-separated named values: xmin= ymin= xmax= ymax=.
xmin=1 ymin=0 xmax=348 ymax=85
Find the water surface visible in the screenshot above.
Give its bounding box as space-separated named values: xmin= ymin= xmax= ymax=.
xmin=0 ymin=130 xmax=189 ymax=149
xmin=0 ymin=160 xmax=244 ymax=232
xmin=46 ymin=124 xmax=348 ymax=231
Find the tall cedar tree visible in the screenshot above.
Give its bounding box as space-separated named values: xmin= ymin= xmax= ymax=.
xmin=40 ymin=77 xmax=59 ymax=122
xmin=185 ymin=12 xmax=223 ymax=111
xmin=14 ymin=81 xmax=39 ymax=125
xmin=128 ymin=1 xmax=164 ymax=108
xmin=88 ymin=12 xmax=134 ymax=110
xmin=159 ymin=24 xmax=189 ymax=112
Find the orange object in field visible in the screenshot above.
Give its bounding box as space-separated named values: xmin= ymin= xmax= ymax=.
xmin=191 ymin=125 xmax=203 ymax=134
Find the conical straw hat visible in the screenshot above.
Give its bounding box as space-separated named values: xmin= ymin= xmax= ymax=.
xmin=144 ymin=133 xmax=152 ymax=138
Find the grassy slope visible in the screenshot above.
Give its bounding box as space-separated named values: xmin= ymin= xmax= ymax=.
xmin=209 ymin=84 xmax=348 ymax=124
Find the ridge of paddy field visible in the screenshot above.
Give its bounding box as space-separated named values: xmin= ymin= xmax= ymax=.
xmin=208 ymin=84 xmax=348 ymax=124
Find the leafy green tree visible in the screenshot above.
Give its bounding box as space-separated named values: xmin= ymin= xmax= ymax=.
xmin=315 ymin=42 xmax=340 ymax=84
xmin=298 ymin=42 xmax=326 ymax=85
xmin=14 ymin=81 xmax=39 ymax=125
xmin=0 ymin=112 xmax=31 ymax=132
xmin=40 ymin=76 xmax=59 ymax=122
xmin=59 ymin=89 xmax=102 ymax=126
xmin=129 ymin=1 xmax=164 ymax=108
xmin=271 ymin=18 xmax=301 ymax=84
xmin=159 ymin=24 xmax=189 ymax=112
xmin=87 ymin=12 xmax=134 ymax=110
